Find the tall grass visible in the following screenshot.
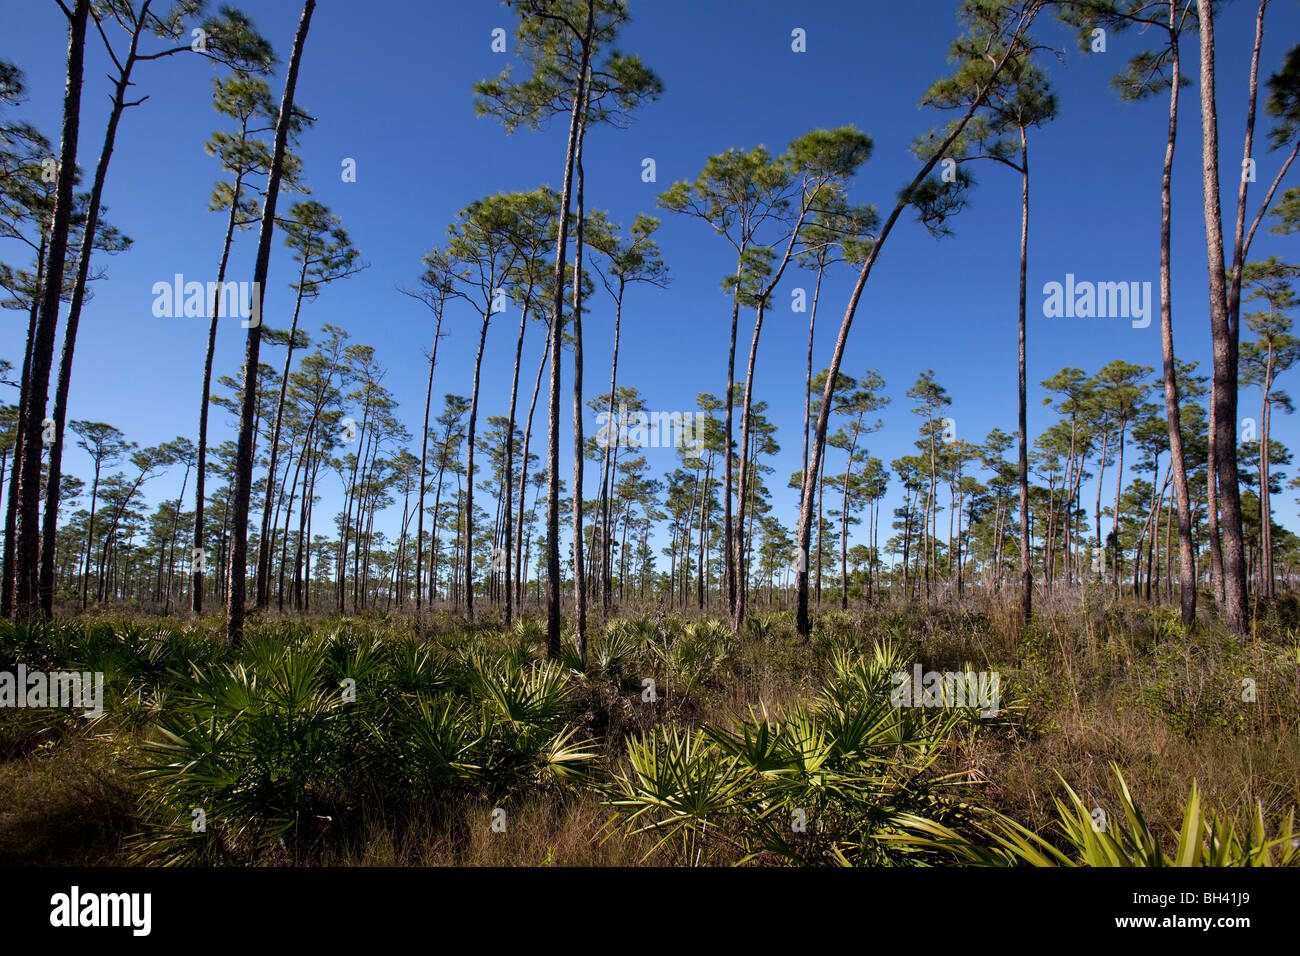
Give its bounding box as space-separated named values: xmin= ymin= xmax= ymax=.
xmin=1 ymin=597 xmax=1297 ymax=866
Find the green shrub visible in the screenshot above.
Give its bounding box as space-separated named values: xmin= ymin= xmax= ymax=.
xmin=603 ymin=641 xmax=988 ymax=866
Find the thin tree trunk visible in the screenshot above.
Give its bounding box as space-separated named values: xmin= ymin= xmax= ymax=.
xmin=1017 ymin=134 xmax=1032 ymax=622
xmin=225 ymin=0 xmax=314 ymax=647
xmin=256 ymin=259 xmax=309 ymax=607
xmin=516 ymin=324 xmax=548 ymax=606
xmin=194 ymin=174 xmax=245 ymax=614
xmin=163 ymin=462 xmax=191 ymax=613
xmin=794 ymin=16 xmax=1031 ymax=637
xmin=801 ymin=265 xmax=825 ymax=512
xmin=571 ymin=104 xmax=589 ymax=661
xmin=545 ymin=0 xmax=595 ymax=658
xmin=1156 ymin=10 xmax=1198 ymax=626
xmin=598 ymin=281 xmax=624 ymax=615
xmin=1261 ymin=374 xmax=1274 ymax=596
xmin=839 ymin=431 xmax=858 ymax=611
xmin=1195 ymin=0 xmax=1249 ymax=636
xmin=1112 ymin=419 xmax=1127 ymax=600
xmin=14 ymin=0 xmax=88 ymax=620
xmin=80 ymin=464 xmax=100 ymax=611
xmin=502 ymin=287 xmax=532 ymax=629
xmin=415 ymin=310 xmax=444 ymax=612
xmin=3 ymin=240 xmax=43 ymax=617
xmin=463 ymin=311 xmax=491 ymax=621
xmin=40 ymin=7 xmax=148 ymax=615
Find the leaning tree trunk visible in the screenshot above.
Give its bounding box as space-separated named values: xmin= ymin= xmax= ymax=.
xmin=598 ymin=281 xmax=624 ymax=616
xmin=801 ymin=265 xmax=824 ymax=515
xmin=502 ymin=286 xmax=534 ymax=629
xmin=463 ymin=311 xmax=492 ymax=622
xmin=3 ymin=243 xmax=42 ymax=616
xmin=14 ymin=0 xmax=88 ymax=621
xmin=255 ymin=261 xmax=309 ymax=608
xmin=1157 ymin=15 xmax=1198 ymax=626
xmin=39 ymin=7 xmax=146 ymax=616
xmin=795 ymin=23 xmax=1027 ymax=639
xmin=226 ymin=0 xmax=315 ymax=648
xmin=415 ymin=304 xmax=444 ymax=612
xmin=517 ymin=329 xmax=547 ymax=606
xmin=194 ymin=171 xmax=245 ymax=613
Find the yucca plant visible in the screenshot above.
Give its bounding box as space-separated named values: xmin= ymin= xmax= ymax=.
xmin=603 ymin=726 xmax=759 ymax=864
xmin=648 ymin=619 xmax=731 ymax=710
xmin=468 ymin=653 xmax=571 ymax=728
xmin=139 ymin=625 xmax=219 ymax=678
xmin=511 ymin=616 xmax=546 ymax=649
xmin=604 ymin=642 xmax=987 ymax=866
xmin=378 ymin=694 xmax=487 ymax=792
xmin=897 ymin=763 xmax=1300 ymax=867
xmin=465 ymin=652 xmax=596 ymax=787
xmin=383 ymin=638 xmax=453 ymax=697
xmin=555 ymin=629 xmax=587 ymax=673
xmin=108 ymin=680 xmax=170 ymax=733
xmin=593 ymin=621 xmax=641 ymax=683
xmin=811 ymin=609 xmax=855 ymax=646
xmin=132 ymin=643 xmax=356 ymax=864
xmin=743 ymin=613 xmax=778 ymax=643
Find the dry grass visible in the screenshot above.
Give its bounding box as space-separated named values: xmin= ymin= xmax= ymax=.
xmin=3 ymin=590 xmax=1298 ymax=865
xmin=910 ymin=588 xmax=1300 ymax=840
xmin=321 ymin=791 xmax=727 ymax=866
xmin=0 ymin=730 xmax=136 ymax=865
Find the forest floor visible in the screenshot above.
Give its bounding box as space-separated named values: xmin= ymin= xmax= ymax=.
xmin=1 ymin=590 xmax=1298 ymax=866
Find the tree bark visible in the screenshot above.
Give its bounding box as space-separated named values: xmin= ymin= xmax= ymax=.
xmin=1157 ymin=11 xmax=1198 ymax=625
xmin=571 ymin=102 xmax=589 ymax=661
xmin=415 ymin=308 xmax=444 ymax=612
xmin=255 ymin=259 xmax=309 ymax=608
xmin=1195 ymin=0 xmax=1249 ymax=637
xmin=14 ymin=0 xmax=88 ymax=620
xmin=40 ymin=8 xmax=147 ymax=616
xmin=3 ymin=242 xmax=44 ymax=616
xmin=225 ymin=0 xmax=314 ymax=648
xmin=1017 ymin=135 xmax=1032 ymax=623
xmin=545 ymin=0 xmax=594 ymax=658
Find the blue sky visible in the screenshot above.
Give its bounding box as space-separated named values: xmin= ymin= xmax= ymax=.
xmin=3 ymin=0 xmax=1300 ymax=562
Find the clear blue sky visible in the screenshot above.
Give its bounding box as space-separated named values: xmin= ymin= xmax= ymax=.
xmin=3 ymin=0 xmax=1299 ymax=559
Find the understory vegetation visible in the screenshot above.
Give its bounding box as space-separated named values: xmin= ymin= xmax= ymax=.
xmin=3 ymin=593 xmax=1297 ymax=867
